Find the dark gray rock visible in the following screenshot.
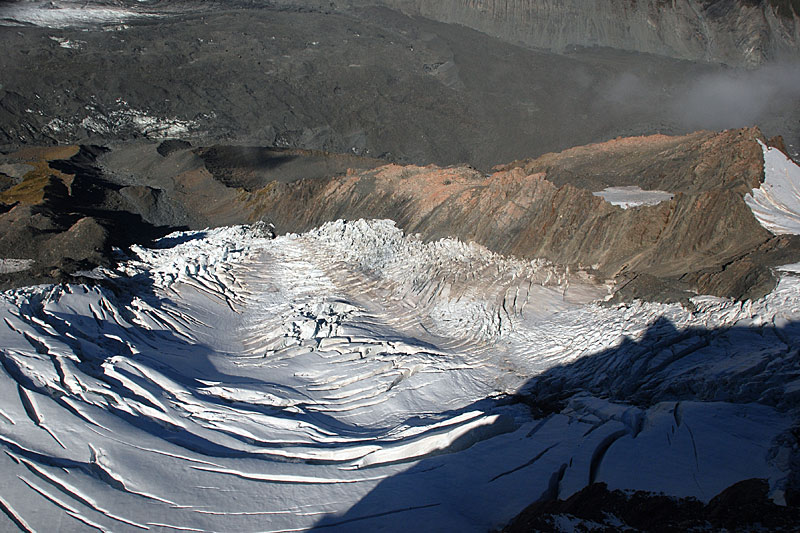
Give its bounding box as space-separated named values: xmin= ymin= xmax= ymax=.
xmin=379 ymin=0 xmax=800 ymax=67
xmin=157 ymin=139 xmax=192 ymax=157
xmin=2 ymin=2 xmax=798 ymax=169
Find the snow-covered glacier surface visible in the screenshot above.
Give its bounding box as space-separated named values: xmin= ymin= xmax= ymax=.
xmin=1 ymin=219 xmax=799 ymax=531
xmin=746 ymin=140 xmax=800 ymax=235
xmin=0 ymin=1 xmax=156 ymax=28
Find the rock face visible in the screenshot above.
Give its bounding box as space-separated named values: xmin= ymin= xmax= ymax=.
xmin=504 ymin=479 xmax=800 ymax=532
xmin=0 ymin=145 xmax=173 ymax=289
xmin=238 ymin=127 xmax=800 ymax=300
xmin=379 ymin=0 xmax=800 ymax=67
xmin=3 ymin=2 xmax=799 ymax=169
xmin=4 ymin=128 xmax=799 ymax=300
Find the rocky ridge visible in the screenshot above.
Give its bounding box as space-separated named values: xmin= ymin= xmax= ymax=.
xmin=238 ymin=128 xmax=800 ymax=301
xmin=0 ymin=145 xmax=171 ymax=288
xmin=3 ymin=127 xmax=799 ymax=302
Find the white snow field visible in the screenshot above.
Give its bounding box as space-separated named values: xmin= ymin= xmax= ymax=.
xmin=592 ymin=186 xmax=674 ymax=209
xmin=1 ymin=219 xmax=799 ymax=531
xmin=0 ymin=1 xmax=155 ymax=29
xmin=746 ymin=140 xmax=800 ymax=235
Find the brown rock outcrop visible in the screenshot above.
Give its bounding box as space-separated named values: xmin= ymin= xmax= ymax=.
xmin=5 ymin=127 xmax=798 ymax=301
xmin=0 ymin=146 xmax=172 ymax=289
xmin=235 ymin=127 xmax=798 ymax=300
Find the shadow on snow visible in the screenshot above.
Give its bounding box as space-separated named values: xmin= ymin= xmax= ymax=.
xmin=311 ymin=315 xmax=800 ymax=530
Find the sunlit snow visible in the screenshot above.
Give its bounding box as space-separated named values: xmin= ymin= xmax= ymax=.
xmin=0 ymin=220 xmax=797 ymax=531
xmin=745 ymin=141 xmax=800 ymax=235
xmin=0 ymin=1 xmax=154 ymax=28
xmin=592 ymin=186 xmax=674 ymax=208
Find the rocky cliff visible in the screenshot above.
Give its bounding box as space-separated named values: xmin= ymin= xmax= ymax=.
xmin=3 ymin=128 xmax=798 ymax=301
xmin=238 ymin=128 xmax=799 ymax=301
xmin=378 ymin=0 xmax=800 ymax=66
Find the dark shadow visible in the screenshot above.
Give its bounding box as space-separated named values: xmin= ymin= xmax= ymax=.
xmin=197 ymin=145 xmax=301 ymax=190
xmin=49 ymin=145 xmax=186 ymax=246
xmin=311 ymin=315 xmax=800 ymax=530
xmin=200 ymin=145 xmax=298 ymax=173
xmin=195 ymin=145 xmax=383 ymax=190
xmin=0 ymin=144 xmax=191 ymax=289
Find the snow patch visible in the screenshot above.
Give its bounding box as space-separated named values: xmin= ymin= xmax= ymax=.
xmin=0 ymin=259 xmax=34 ymax=274
xmin=593 ymin=186 xmax=674 ymax=208
xmin=0 ymin=1 xmax=156 ymax=28
xmin=48 ymin=35 xmax=85 ymax=49
xmin=43 ymin=99 xmax=198 ymax=140
xmin=778 ymin=261 xmax=800 ymax=273
xmin=78 ymin=105 xmax=195 ymax=139
xmin=745 ymin=140 xmax=800 ymax=235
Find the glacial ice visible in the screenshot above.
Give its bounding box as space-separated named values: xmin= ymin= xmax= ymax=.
xmin=0 ymin=219 xmax=798 ymax=531
xmin=0 ymin=1 xmax=155 ymax=29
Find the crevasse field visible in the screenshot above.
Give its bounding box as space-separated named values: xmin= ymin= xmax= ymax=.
xmin=0 ymin=145 xmax=799 ymax=531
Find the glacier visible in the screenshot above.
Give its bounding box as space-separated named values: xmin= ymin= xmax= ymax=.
xmin=0 ymin=218 xmax=798 ymax=531
xmin=746 ymin=141 xmax=800 ymax=235
xmin=0 ymin=1 xmax=157 ymax=29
